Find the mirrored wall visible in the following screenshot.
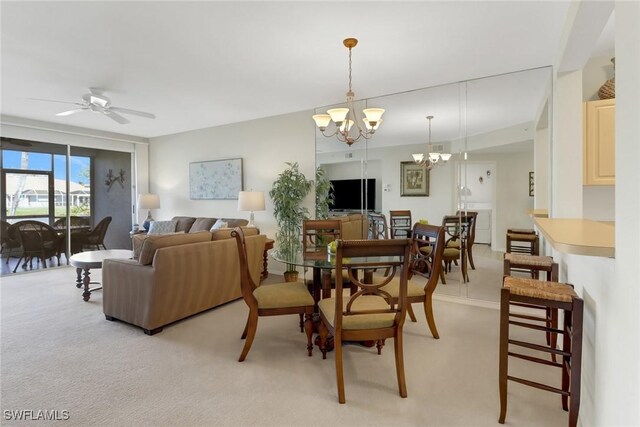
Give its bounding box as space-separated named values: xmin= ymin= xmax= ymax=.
xmin=315 ymin=66 xmax=552 ymax=303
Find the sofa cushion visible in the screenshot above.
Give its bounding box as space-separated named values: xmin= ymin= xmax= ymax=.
xmin=172 ymin=216 xmax=197 ymax=233
xmin=148 ymin=220 xmax=178 ymax=235
xmin=138 ymin=231 xmax=211 ymax=265
xmin=210 ymin=219 xmax=228 ymax=231
xmin=211 ymin=226 xmax=259 ymax=241
xmin=190 ymin=217 xmax=217 ymax=233
xmin=222 ymin=218 xmax=249 ymax=228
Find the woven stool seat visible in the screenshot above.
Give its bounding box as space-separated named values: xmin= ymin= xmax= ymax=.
xmin=503 ymin=276 xmax=577 ymax=303
xmin=508 ymin=228 xmax=535 ymax=234
xmin=507 ymin=232 xmax=538 ymax=241
xmin=504 ymin=253 xmax=554 ymax=267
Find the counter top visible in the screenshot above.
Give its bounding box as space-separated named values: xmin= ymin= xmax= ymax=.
xmin=534 ymin=218 xmax=615 ymax=258
xmin=526 ymin=209 xmax=549 ymax=218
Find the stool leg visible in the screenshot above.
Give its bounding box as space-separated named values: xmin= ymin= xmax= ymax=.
xmin=498 ymin=288 xmax=510 ymax=424
xmin=569 ymin=299 xmax=583 ymax=427
xmin=562 ymin=308 xmax=570 ymax=411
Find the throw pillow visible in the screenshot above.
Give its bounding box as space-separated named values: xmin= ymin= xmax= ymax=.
xmin=148 ymin=220 xmax=178 ymax=235
xmin=210 ymin=219 xmax=228 ymax=231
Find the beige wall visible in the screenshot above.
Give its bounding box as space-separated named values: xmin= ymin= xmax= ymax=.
xmin=148 ymin=110 xmax=315 ymax=274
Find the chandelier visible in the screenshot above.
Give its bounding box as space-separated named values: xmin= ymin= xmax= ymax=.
xmin=312 ymin=38 xmax=384 ymax=146
xmin=412 ymin=115 xmax=451 ymax=169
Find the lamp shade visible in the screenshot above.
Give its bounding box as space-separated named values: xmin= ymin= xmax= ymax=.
xmin=138 ymin=193 xmax=160 ymax=210
xmin=238 ymin=191 xmax=265 ymax=212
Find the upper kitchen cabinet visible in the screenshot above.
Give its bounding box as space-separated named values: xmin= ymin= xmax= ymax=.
xmin=583 ymin=98 xmax=615 ymax=185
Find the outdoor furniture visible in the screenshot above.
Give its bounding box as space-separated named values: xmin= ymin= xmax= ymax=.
xmin=12 ymin=220 xmax=62 ymax=273
xmin=1 ymin=220 xmax=22 ymax=264
xmin=76 ymin=216 xmax=112 ymax=251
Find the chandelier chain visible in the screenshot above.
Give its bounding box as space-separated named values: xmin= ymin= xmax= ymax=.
xmin=348 ymin=47 xmax=353 ymax=94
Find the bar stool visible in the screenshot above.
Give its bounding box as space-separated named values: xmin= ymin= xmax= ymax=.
xmin=506 ymin=228 xmax=539 ymax=256
xmin=504 ymin=253 xmax=559 ymax=358
xmin=499 ymin=276 xmax=583 ymax=427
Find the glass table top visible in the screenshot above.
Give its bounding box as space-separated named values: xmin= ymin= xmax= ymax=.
xmin=270 ymin=249 xmax=402 ymax=269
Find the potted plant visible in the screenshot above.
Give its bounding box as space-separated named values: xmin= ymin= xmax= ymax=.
xmin=315 ymin=166 xmax=334 ymax=219
xmin=270 ymin=162 xmax=313 ymax=282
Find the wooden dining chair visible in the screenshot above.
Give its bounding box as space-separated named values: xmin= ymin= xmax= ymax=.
xmin=378 ymin=223 xmax=446 ymax=339
xmin=440 ymin=215 xmax=473 ymax=283
xmin=454 ymin=210 xmax=478 ymax=269
xmin=302 ymin=219 xmax=342 ymax=257
xmin=318 ymin=238 xmax=413 ymax=403
xmin=232 ymin=227 xmax=314 ymax=362
xmin=389 ymin=210 xmax=412 ymax=239
xmin=368 ymin=213 xmax=389 ymax=239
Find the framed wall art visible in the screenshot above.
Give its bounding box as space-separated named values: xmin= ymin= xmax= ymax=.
xmin=190 ymin=158 xmax=243 ymax=200
xmin=529 ymin=171 xmax=534 ymax=197
xmin=400 ymin=161 xmax=429 ymax=197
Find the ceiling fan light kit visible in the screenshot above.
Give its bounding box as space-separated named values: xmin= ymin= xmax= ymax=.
xmin=312 ymin=38 xmax=384 ymax=146
xmin=33 ymin=88 xmax=156 ymax=125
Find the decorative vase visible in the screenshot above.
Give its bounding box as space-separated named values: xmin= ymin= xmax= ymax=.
xmin=598 ymin=57 xmax=615 ymax=100
xmin=283 ymin=271 xmax=299 ymax=282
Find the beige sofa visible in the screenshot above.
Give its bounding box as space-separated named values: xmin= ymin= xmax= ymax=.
xmin=171 ymin=216 xmax=248 ymax=233
xmin=334 ymin=213 xmax=369 ymax=239
xmin=102 ymin=228 xmax=265 ymax=335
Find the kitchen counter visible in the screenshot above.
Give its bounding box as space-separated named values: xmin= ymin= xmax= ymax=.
xmin=526 ymin=208 xmax=549 ymax=218
xmin=534 ymin=217 xmax=615 ymax=258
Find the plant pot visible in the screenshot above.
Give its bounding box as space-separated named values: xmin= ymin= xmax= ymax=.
xmin=283 ymin=271 xmax=299 ymax=282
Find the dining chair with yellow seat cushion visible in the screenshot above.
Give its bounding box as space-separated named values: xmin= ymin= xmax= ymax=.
xmin=377 ymin=223 xmax=445 ymax=338
xmin=233 ymin=227 xmax=315 ymax=362
xmin=317 ymin=238 xmax=413 ymax=404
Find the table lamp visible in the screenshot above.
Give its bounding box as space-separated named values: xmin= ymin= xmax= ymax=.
xmin=237 ymin=191 xmax=265 ymax=228
xmin=138 ymin=193 xmax=160 ymax=231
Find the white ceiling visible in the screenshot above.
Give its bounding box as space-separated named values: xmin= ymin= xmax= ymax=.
xmin=1 ymin=1 xmax=572 ymax=139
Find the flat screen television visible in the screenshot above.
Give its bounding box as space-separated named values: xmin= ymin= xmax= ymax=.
xmin=329 ymin=179 xmax=376 ymax=211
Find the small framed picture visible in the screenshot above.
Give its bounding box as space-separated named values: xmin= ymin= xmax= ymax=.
xmin=529 ymin=171 xmax=534 ymax=197
xmin=400 ymin=161 xmax=429 ymax=197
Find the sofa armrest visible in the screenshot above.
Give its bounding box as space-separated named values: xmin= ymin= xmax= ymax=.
xmin=102 ymin=259 xmax=157 ymax=328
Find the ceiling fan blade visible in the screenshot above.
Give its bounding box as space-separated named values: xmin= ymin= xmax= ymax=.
xmin=29 ymin=98 xmax=82 ymax=106
xmin=56 ymin=108 xmax=86 ymax=117
xmin=110 ymin=106 xmax=156 ymax=119
xmin=104 ymin=110 xmax=130 ymax=124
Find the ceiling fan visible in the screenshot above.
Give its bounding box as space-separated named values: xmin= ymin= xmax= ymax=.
xmin=30 ymin=88 xmax=156 ymax=124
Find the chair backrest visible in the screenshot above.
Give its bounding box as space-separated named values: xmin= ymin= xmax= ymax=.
xmin=455 ymin=210 xmax=478 ymax=245
xmin=368 ymin=213 xmax=389 ymax=239
xmin=442 ymin=214 xmax=474 ymax=244
xmin=13 ymin=220 xmax=59 ymax=252
xmin=90 ymin=216 xmax=112 ymax=242
xmin=232 ymin=227 xmax=260 ymax=307
xmin=389 ymin=210 xmax=412 ymax=239
xmin=334 ymin=238 xmax=413 ymax=331
xmin=1 ymin=220 xmax=15 ymax=244
xmin=410 ymin=223 xmax=445 ymax=289
xmin=302 ymin=219 xmax=342 ymax=258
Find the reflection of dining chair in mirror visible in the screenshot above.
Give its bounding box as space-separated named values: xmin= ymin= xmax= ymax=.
xmin=303 ymin=219 xmax=346 ymax=300
xmin=12 ymin=220 xmax=62 ymax=273
xmin=378 ymin=223 xmax=446 ymax=339
xmin=368 ymin=213 xmax=389 ymax=239
xmin=440 ymin=215 xmax=473 ymax=283
xmin=232 ymin=227 xmax=314 ymax=362
xmin=317 ymin=238 xmax=413 ymax=403
xmin=389 ymin=210 xmax=412 ymax=239
xmin=453 ymin=210 xmax=478 ymax=269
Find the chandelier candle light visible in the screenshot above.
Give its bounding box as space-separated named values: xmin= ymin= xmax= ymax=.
xmin=412 ymin=115 xmax=451 ymax=169
xmin=312 ymin=38 xmax=384 ymax=146
xmin=238 ymin=191 xmax=265 ymax=228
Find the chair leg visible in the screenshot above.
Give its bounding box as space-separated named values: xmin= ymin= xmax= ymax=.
xmin=562 ymin=309 xmax=571 ymax=411
xmin=304 ymin=313 xmax=313 ymax=357
xmin=394 ymin=333 xmax=407 ymax=398
xmin=467 ymin=246 xmax=476 ymax=270
xmin=376 ymin=339 xmax=384 ymax=355
xmin=299 ymin=313 xmax=304 ymax=332
xmin=241 ymin=317 xmax=249 ymax=339
xmin=569 ymin=300 xmax=583 ymax=427
xmin=12 ymin=255 xmax=24 ymax=273
xmin=407 ymin=304 xmax=417 ymax=322
xmin=319 ymin=321 xmax=329 ymax=360
xmin=238 ymin=311 xmax=258 ymax=362
xmin=440 ymin=269 xmax=447 ymax=285
xmin=424 ymin=294 xmax=440 ymax=339
xmin=335 ymin=335 xmax=346 ymax=404
xmin=498 ymin=288 xmax=510 ymax=424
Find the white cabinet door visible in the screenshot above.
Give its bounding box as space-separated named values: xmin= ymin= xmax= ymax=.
xmin=474 ymin=210 xmax=491 ymax=244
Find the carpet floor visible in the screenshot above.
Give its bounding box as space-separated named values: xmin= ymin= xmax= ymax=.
xmin=1 ymin=266 xmax=569 ymax=426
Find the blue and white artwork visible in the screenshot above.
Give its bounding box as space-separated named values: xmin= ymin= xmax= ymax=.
xmin=189 ymin=158 xmax=243 ymax=200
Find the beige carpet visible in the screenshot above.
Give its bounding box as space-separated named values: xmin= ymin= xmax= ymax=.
xmin=1 ymin=267 xmax=570 ymax=426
